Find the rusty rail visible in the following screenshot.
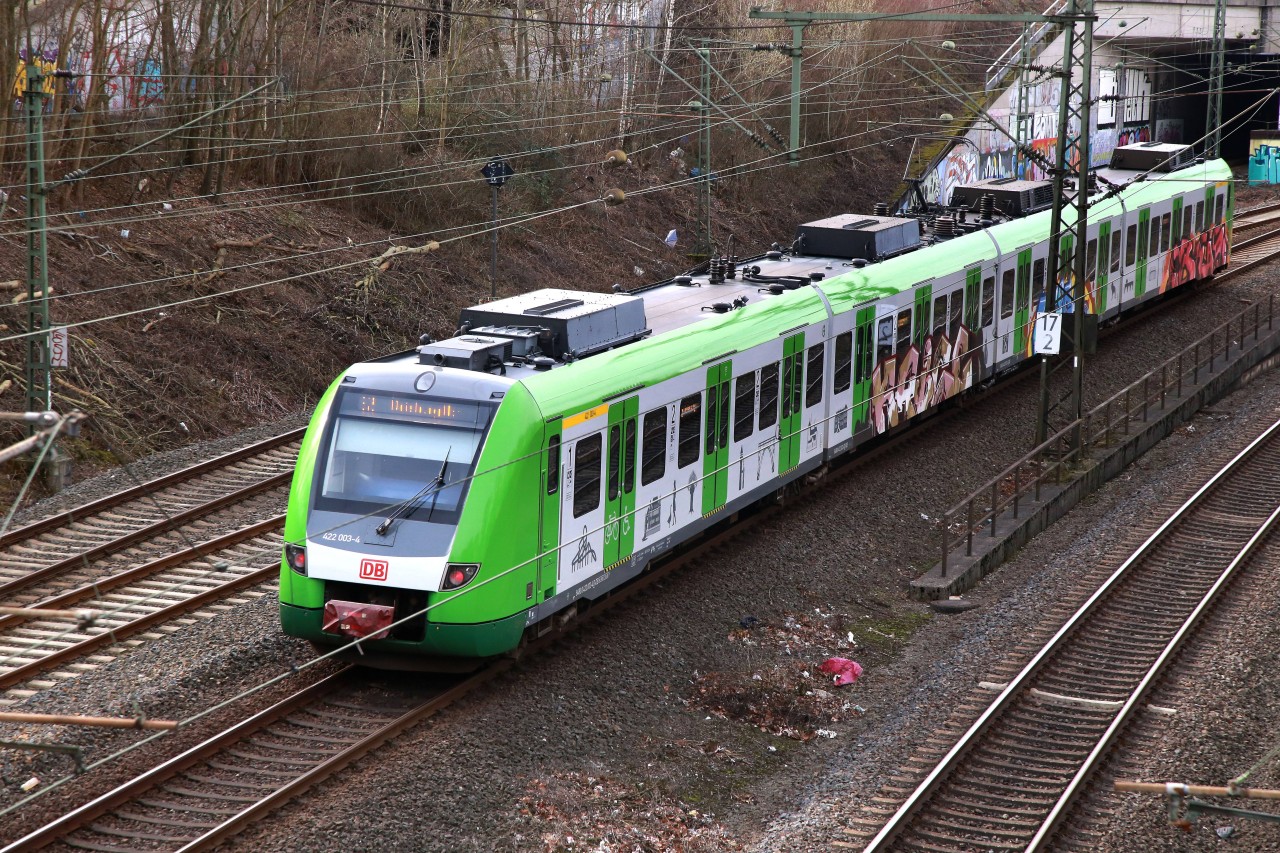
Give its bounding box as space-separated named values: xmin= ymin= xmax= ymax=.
xmin=939 ymin=292 xmax=1277 ymax=576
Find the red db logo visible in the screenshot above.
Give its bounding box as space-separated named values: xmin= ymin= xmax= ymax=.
xmin=359 ymin=559 xmax=389 ymax=581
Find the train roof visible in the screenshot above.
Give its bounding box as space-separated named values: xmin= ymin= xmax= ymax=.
xmin=392 ymin=157 xmax=1232 ymax=423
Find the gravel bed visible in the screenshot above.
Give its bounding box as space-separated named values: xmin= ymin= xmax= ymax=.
xmin=2 ymin=258 xmax=1277 ymax=849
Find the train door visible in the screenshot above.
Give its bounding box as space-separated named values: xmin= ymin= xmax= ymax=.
xmin=1135 ymin=207 xmax=1150 ymax=297
xmin=559 ymin=406 xmax=608 ymax=589
xmin=962 ymin=266 xmax=980 ymax=368
xmin=603 ymin=396 xmax=638 ymax=567
xmin=1096 ymin=221 xmax=1111 ymax=313
xmin=701 ymin=363 xmax=731 ymax=515
xmin=779 ymin=333 xmax=804 ymax=473
xmin=852 ymin=307 xmax=875 ymax=431
xmin=1014 ymin=247 xmax=1032 ymax=356
xmin=979 ymin=268 xmax=996 ymax=368
xmin=995 ymin=257 xmax=1016 ymax=362
xmin=538 ymin=427 xmax=562 ymax=602
xmin=1108 ymin=216 xmax=1123 ymax=315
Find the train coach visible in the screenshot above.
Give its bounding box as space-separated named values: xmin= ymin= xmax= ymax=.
xmin=279 ymin=143 xmax=1232 ymax=667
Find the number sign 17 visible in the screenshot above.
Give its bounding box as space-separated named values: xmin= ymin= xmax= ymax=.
xmin=1034 ymin=312 xmax=1062 ymax=356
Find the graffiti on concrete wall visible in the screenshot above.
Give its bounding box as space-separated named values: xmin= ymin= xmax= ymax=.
xmin=918 ymin=60 xmax=1155 ymax=206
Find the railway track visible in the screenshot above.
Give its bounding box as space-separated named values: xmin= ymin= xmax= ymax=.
xmin=1230 ymin=201 xmax=1280 ymax=232
xmin=841 ymin=416 xmax=1280 ymax=852
xmin=0 ymin=517 xmax=284 ymax=699
xmin=0 ymin=431 xmax=302 ymax=701
xmin=4 ymin=205 xmax=1278 ymax=848
xmin=2 ymin=360 xmax=1028 ymax=851
xmin=0 ymin=667 xmax=493 ymax=853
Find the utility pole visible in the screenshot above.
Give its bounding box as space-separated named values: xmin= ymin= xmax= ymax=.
xmin=696 ymin=39 xmax=713 ymax=257
xmin=746 ymin=5 xmax=1096 ymax=451
xmin=1207 ymin=0 xmax=1227 ymax=157
xmin=22 ymin=60 xmax=70 ymax=491
xmin=1015 ymin=24 xmax=1033 ymax=179
xmin=1036 ymin=0 xmax=1094 ymax=449
xmin=24 ymin=62 xmax=51 ymax=422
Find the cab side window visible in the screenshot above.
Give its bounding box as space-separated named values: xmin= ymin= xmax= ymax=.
xmin=573 ymin=434 xmax=602 ymax=517
xmin=733 ymin=374 xmax=755 ymax=443
xmin=677 ymin=394 xmax=700 ymax=468
xmin=758 ymin=364 xmax=780 ymax=431
xmin=640 ymin=408 xmax=666 ymax=486
xmin=805 ymin=344 xmax=825 ymax=407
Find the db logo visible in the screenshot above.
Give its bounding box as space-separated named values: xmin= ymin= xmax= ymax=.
xmin=359 ymin=558 xmax=389 ymax=581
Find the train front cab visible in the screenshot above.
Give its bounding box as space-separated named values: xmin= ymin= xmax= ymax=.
xmin=279 ymin=372 xmax=547 ymax=666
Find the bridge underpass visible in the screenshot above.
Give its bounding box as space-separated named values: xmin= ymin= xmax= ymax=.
xmin=911 ymin=0 xmax=1280 ymax=205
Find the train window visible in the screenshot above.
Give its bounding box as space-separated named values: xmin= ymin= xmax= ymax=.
xmin=877 ymin=317 xmax=894 ymax=362
xmin=546 ymin=436 xmax=561 ymax=495
xmin=999 ymin=269 xmax=1015 ymax=320
xmin=1125 ymin=224 xmax=1137 ymax=266
xmin=1110 ymin=229 xmax=1121 ymax=273
xmin=806 ymin=343 xmax=825 ymax=408
xmin=1183 ymin=204 xmax=1193 ymax=238
xmin=834 ymin=331 xmax=853 ymax=394
xmin=677 ymin=393 xmax=700 ymax=468
xmin=640 ymin=408 xmax=666 ymax=486
xmin=933 ymin=293 xmax=948 ymax=336
xmin=1215 ymin=195 xmax=1225 ymax=225
xmin=572 ymin=434 xmax=602 ymax=518
xmin=1086 ymin=239 xmax=1097 ymax=283
xmin=895 ymin=309 xmax=912 ymax=356
xmin=1032 ymin=259 xmax=1045 ymax=309
xmin=623 ymin=419 xmax=636 ymax=494
xmin=734 ymin=374 xmax=755 ymax=442
xmin=1148 ymin=217 xmax=1159 ymax=258
xmin=948 ymin=291 xmax=963 ymax=338
xmin=1195 ymin=201 xmax=1204 ymax=233
xmin=608 ymin=424 xmax=621 ymax=501
xmin=981 ymin=277 xmax=994 ymax=326
xmin=759 ymin=363 xmax=780 ymax=430
xmin=704 ymin=383 xmax=719 ymax=456
xmin=718 ymin=381 xmax=730 ymax=450
xmin=1160 ymin=213 xmax=1171 ymax=253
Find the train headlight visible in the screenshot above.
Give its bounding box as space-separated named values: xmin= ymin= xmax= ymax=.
xmin=284 ymin=543 xmax=307 ymax=576
xmin=441 ymin=563 xmax=479 ymax=590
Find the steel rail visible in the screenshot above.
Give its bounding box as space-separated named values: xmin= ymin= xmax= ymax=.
xmin=1030 ymin=493 xmax=1280 ymax=848
xmin=862 ymin=415 xmax=1280 ymax=851
xmin=1217 ymin=226 xmax=1280 ymax=283
xmin=0 ymin=428 xmax=302 ymax=549
xmin=0 ymin=669 xmax=367 ymax=852
xmin=0 ymin=515 xmax=285 ymax=633
xmin=1230 ymin=201 xmax=1280 ymax=230
xmin=0 ymin=472 xmax=290 ymax=604
xmin=0 ymin=518 xmax=283 ymax=691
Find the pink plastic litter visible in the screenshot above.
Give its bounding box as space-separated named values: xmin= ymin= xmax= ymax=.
xmin=818 ymin=657 xmax=864 ymax=686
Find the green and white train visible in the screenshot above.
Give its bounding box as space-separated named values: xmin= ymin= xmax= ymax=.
xmin=279 ymin=143 xmax=1233 ymax=665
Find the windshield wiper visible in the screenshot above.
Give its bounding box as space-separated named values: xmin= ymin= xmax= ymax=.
xmin=375 ymin=447 xmax=452 ymax=536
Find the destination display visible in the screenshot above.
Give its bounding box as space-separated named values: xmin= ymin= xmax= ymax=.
xmin=339 ymin=391 xmax=489 ymax=428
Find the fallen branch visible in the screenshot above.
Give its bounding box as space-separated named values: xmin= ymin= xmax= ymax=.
xmin=212 ymin=232 xmax=275 ymax=250
xmin=356 ymin=241 xmax=441 ymax=290
xmin=0 ymin=711 xmax=177 ymax=731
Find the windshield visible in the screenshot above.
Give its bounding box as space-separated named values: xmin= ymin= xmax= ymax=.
xmin=314 ymin=389 xmax=494 ymax=523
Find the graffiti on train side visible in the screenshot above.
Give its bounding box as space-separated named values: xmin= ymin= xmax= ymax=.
xmin=868 ymin=326 xmax=980 ymax=434
xmin=1160 ymin=224 xmax=1229 ymax=293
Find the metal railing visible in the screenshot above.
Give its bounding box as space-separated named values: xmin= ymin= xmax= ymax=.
xmin=985 ymin=0 xmax=1067 ymax=91
xmin=938 ymin=293 xmax=1278 ymax=576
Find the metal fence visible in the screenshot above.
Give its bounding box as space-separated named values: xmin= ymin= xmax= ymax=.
xmin=938 ymin=293 xmax=1278 ymax=576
